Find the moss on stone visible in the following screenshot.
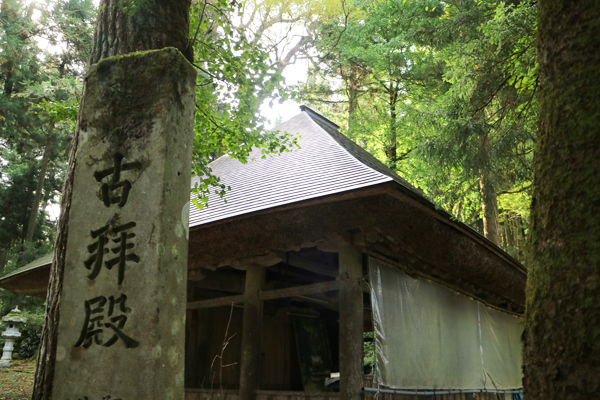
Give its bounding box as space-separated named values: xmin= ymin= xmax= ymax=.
xmin=82 ymin=47 xmax=197 ymax=156
xmin=94 ymin=47 xmax=195 ymax=77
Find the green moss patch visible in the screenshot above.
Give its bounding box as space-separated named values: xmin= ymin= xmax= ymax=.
xmin=0 ymin=359 xmax=36 ymax=400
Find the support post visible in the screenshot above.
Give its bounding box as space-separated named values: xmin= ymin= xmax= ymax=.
xmin=339 ymin=244 xmax=364 ymax=400
xmin=239 ymin=264 xmax=265 ymax=400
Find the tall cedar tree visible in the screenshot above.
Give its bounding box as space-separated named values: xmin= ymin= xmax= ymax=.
xmin=32 ymin=0 xmax=192 ymax=397
xmin=523 ymin=0 xmax=600 ymax=398
xmin=0 ymin=0 xmax=76 ymax=270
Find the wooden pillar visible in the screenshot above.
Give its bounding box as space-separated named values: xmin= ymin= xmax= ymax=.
xmin=239 ymin=264 xmax=265 ymax=400
xmin=339 ymin=245 xmax=364 ymax=400
xmin=185 ymin=281 xmax=195 ymax=388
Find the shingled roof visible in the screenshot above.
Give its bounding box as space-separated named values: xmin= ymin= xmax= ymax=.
xmin=0 ymin=253 xmax=52 ymax=297
xmin=1 ymin=106 xmax=527 ymax=312
xmin=189 ymin=106 xmax=421 ymax=227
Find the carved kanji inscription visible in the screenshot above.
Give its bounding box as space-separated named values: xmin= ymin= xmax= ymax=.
xmin=94 ymin=153 xmax=141 ymax=208
xmin=84 ymin=221 xmax=139 ymax=285
xmin=74 ymin=294 xmax=139 ymax=349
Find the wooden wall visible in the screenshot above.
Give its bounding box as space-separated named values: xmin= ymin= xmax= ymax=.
xmin=185 ymin=306 xmax=244 ymax=389
xmin=185 ymin=305 xmax=304 ymax=391
xmin=184 ymin=308 xmax=517 ymax=399
xmin=260 ymin=310 xmax=304 ymax=390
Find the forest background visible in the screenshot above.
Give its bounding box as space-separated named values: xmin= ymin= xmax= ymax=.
xmin=0 ymin=0 xmax=536 ymax=358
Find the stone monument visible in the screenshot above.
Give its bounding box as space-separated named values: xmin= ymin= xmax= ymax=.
xmin=0 ymin=306 xmax=27 ymax=368
xmin=50 ymin=48 xmax=196 ymax=399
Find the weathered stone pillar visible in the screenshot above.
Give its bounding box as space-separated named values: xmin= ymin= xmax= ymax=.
xmin=239 ymin=264 xmax=265 ymax=400
xmin=51 ymin=48 xmax=196 ymax=399
xmin=339 ymin=245 xmax=364 ymax=400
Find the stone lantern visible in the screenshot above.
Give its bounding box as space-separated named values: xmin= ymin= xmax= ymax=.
xmin=0 ymin=306 xmax=27 ymax=367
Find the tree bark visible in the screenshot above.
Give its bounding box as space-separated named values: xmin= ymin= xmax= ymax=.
xmin=478 ymin=133 xmax=501 ymax=247
xmin=347 ymin=83 xmax=359 ymax=132
xmin=90 ymin=0 xmax=193 ymax=64
xmin=25 ymin=122 xmax=54 ymax=243
xmin=385 ymin=88 xmax=399 ymax=169
xmin=32 ymin=108 xmax=80 ymax=400
xmin=32 ymin=0 xmax=192 ymax=397
xmin=479 ymin=172 xmax=501 ymax=247
xmin=523 ymin=1 xmax=600 ymax=399
xmin=0 ymin=248 xmax=8 ymax=274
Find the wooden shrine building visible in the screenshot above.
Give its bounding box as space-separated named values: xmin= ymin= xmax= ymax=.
xmin=0 ymin=106 xmax=526 ymax=400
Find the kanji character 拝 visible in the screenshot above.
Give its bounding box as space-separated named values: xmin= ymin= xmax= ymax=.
xmin=84 ymin=221 xmax=140 ymax=285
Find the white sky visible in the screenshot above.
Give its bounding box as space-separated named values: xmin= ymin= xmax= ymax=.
xmin=29 ymin=0 xmax=310 ymax=125
xmin=260 ymin=58 xmax=309 ymax=128
xmin=31 ymin=0 xmax=311 ymax=220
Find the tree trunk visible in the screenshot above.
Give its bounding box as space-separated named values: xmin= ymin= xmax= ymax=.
xmin=385 ymin=89 xmax=399 ymax=169
xmin=477 ymin=132 xmax=501 ymax=247
xmin=89 ymin=0 xmax=193 ymax=64
xmin=0 ymin=1 xmax=20 ymax=97
xmin=32 ymin=0 xmax=192 ymax=397
xmin=25 ymin=122 xmax=54 ymax=243
xmin=523 ymin=1 xmax=600 ymax=399
xmin=347 ymin=83 xmax=359 ymax=132
xmin=0 ymin=248 xmax=8 ymax=274
xmin=478 ymin=172 xmax=501 ymax=247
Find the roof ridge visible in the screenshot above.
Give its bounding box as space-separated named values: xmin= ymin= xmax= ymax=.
xmin=298 ymin=111 xmax=393 ymax=182
xmin=299 ymin=105 xmax=340 ymax=130
xmin=300 ymin=108 xmax=418 ymax=193
xmin=0 ymin=252 xmax=53 ymax=281
xmin=188 ymin=111 xmax=400 ymax=227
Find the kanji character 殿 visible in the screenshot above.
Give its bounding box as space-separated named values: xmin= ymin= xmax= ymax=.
xmin=74 ymin=294 xmax=139 ymax=349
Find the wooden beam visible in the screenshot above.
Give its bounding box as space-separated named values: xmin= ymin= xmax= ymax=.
xmin=186 ymin=294 xmax=245 ymax=310
xmin=186 ymin=276 xmax=366 ymax=308
xmin=186 ymin=279 xmax=342 ymax=309
xmin=260 ymin=280 xmax=341 ymax=301
xmin=287 ymin=253 xmax=338 ymax=277
xmin=191 ymin=270 xmax=245 ymax=293
xmin=338 ymin=245 xmax=364 ymax=400
xmin=239 ymin=264 xmax=265 ymax=400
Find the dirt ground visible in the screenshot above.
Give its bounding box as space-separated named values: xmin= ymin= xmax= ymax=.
xmin=0 ymin=360 xmax=35 ymax=400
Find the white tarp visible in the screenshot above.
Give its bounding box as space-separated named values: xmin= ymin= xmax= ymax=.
xmin=369 ymin=257 xmax=523 ymax=390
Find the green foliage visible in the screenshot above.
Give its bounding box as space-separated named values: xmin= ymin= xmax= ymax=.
xmin=0 ymin=358 xmax=35 ymax=396
xmin=418 ymin=0 xmax=536 ymax=253
xmin=0 ymin=308 xmax=45 ymax=359
xmin=0 ymin=0 xmax=94 ymax=271
xmin=0 ymin=0 xmax=538 ymax=260
xmin=300 ymin=0 xmax=536 ymax=257
xmin=0 ymin=0 xmax=92 ymax=360
xmin=188 ymin=0 xmax=300 ymax=208
xmin=16 ymin=309 xmax=45 ymax=358
xmin=363 ymin=331 xmax=375 ymax=368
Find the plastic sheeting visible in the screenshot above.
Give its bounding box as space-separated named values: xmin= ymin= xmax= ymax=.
xmin=369 ymin=257 xmax=523 ymax=390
